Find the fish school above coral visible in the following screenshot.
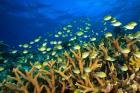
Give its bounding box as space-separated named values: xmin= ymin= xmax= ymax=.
xmin=0 ymin=15 xmax=140 ymax=93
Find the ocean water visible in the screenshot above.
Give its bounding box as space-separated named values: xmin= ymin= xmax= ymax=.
xmin=0 ymin=0 xmax=140 ymax=46
xmin=0 ymin=0 xmax=140 ymax=93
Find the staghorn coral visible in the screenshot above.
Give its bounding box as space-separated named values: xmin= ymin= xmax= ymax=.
xmin=0 ymin=32 xmax=140 ymax=93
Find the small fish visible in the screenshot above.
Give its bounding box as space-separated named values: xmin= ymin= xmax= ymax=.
xmin=38 ymin=46 xmax=46 ymax=52
xmin=83 ymin=35 xmax=88 ymax=38
xmin=90 ymin=52 xmax=98 ymax=59
xmin=0 ymin=66 xmax=4 ymax=71
xmin=84 ymin=67 xmax=92 ymax=73
xmin=11 ymin=50 xmax=18 ymax=54
xmin=104 ymin=15 xmax=112 ymax=21
xmin=105 ymin=32 xmax=112 ymax=38
xmin=57 ymin=41 xmax=62 ymax=44
xmin=23 ymin=44 xmax=29 ymax=48
xmin=29 ymin=41 xmax=34 ymax=45
xmin=81 ymin=74 xmax=88 ymax=79
xmin=105 ymin=56 xmax=116 ymax=61
xmin=63 ymin=27 xmax=67 ymax=30
xmin=58 ymin=31 xmax=62 ymax=35
xmin=76 ymin=31 xmax=84 ymax=36
xmin=67 ymin=24 xmax=72 ymax=28
xmin=85 ymin=26 xmax=90 ymax=30
xmin=121 ymin=48 xmax=130 ymax=54
xmin=18 ymin=44 xmax=22 ymax=47
xmin=124 ymin=21 xmax=137 ymax=30
xmin=56 ymin=44 xmax=63 ymax=50
xmin=134 ymin=51 xmax=140 ymax=58
xmin=42 ymin=42 xmax=47 ymax=46
xmin=96 ymin=71 xmax=107 ymax=78
xmin=121 ymin=64 xmax=128 ymax=71
xmin=112 ymin=21 xmax=122 ymax=27
xmin=34 ymin=62 xmax=42 ymax=69
xmin=127 ymin=34 xmax=134 ymax=39
xmin=53 ymin=41 xmax=57 ymax=45
xmin=51 ymin=51 xmax=56 ymax=56
xmin=73 ymin=68 xmax=80 ymax=74
xmin=134 ymin=31 xmax=140 ymax=39
xmin=74 ymin=89 xmax=82 ymax=93
xmin=46 ymin=47 xmax=51 ymax=51
xmin=74 ymin=45 xmax=81 ymax=50
xmin=22 ymin=50 xmax=29 ymax=54
xmin=90 ymin=37 xmax=96 ymax=41
xmin=111 ymin=18 xmax=117 ymax=23
xmin=34 ymin=36 xmax=41 ymax=42
xmin=66 ymin=30 xmax=71 ymax=33
xmin=82 ymin=52 xmax=89 ymax=59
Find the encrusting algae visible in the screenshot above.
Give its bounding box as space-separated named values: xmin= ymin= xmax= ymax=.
xmin=0 ymin=15 xmax=140 ymax=93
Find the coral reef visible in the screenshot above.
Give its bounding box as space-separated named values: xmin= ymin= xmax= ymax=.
xmin=0 ymin=31 xmax=140 ymax=93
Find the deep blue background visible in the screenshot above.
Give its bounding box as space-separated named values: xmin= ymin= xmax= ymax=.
xmin=0 ymin=0 xmax=140 ymax=47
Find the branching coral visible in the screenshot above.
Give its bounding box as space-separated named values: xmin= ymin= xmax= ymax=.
xmin=0 ymin=32 xmax=140 ymax=93
xmin=0 ymin=62 xmax=58 ymax=93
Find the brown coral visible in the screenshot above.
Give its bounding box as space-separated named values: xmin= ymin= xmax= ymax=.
xmin=0 ymin=32 xmax=140 ymax=93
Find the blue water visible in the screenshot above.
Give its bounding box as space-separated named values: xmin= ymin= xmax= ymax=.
xmin=0 ymin=0 xmax=140 ymax=47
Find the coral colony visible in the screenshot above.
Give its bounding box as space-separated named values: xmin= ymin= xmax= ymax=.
xmin=0 ymin=15 xmax=140 ymax=93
